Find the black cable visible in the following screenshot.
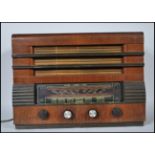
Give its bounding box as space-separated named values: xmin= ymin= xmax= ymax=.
xmin=1 ymin=118 xmax=13 ymax=123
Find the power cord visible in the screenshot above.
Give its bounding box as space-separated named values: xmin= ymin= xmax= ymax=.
xmin=1 ymin=118 xmax=13 ymax=123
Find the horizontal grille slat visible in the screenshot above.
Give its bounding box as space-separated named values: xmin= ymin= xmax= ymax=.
xmin=124 ymin=82 xmax=145 ymax=103
xmin=13 ymin=85 xmax=35 ymax=105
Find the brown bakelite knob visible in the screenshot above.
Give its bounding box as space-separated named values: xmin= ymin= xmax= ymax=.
xmin=112 ymin=107 xmax=123 ymax=117
xmin=38 ymin=109 xmax=49 ymax=120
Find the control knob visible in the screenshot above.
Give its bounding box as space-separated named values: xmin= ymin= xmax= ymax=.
xmin=89 ymin=109 xmax=98 ymax=118
xmin=38 ymin=109 xmax=49 ymax=120
xmin=64 ymin=110 xmax=73 ymax=119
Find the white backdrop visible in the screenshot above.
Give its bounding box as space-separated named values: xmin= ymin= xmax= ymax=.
xmin=1 ymin=23 xmax=154 ymax=132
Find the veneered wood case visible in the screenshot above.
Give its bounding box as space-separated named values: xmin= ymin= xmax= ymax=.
xmin=12 ymin=32 xmax=145 ymax=128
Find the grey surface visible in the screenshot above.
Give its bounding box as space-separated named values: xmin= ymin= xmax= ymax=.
xmin=1 ymin=23 xmax=154 ymax=132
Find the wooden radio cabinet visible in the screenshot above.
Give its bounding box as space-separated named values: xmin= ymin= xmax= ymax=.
xmin=12 ymin=32 xmax=145 ymax=128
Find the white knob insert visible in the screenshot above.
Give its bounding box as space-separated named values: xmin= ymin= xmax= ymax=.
xmin=89 ymin=109 xmax=97 ymax=118
xmin=64 ymin=110 xmax=72 ymax=119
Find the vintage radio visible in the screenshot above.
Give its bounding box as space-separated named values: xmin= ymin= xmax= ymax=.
xmin=12 ymin=32 xmax=145 ymax=128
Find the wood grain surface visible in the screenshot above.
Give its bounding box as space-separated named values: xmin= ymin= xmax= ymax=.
xmin=12 ymin=33 xmax=145 ymax=127
xmin=14 ymin=103 xmax=145 ymax=125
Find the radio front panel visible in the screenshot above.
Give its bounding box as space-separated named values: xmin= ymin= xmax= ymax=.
xmin=12 ymin=33 xmax=145 ymax=128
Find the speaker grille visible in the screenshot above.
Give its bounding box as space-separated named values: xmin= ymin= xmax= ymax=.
xmin=124 ymin=82 xmax=145 ymax=103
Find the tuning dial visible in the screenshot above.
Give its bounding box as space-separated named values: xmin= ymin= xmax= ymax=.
xmin=112 ymin=107 xmax=123 ymax=117
xmin=38 ymin=109 xmax=49 ymax=120
xmin=64 ymin=110 xmax=73 ymax=119
xmin=89 ymin=109 xmax=98 ymax=118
